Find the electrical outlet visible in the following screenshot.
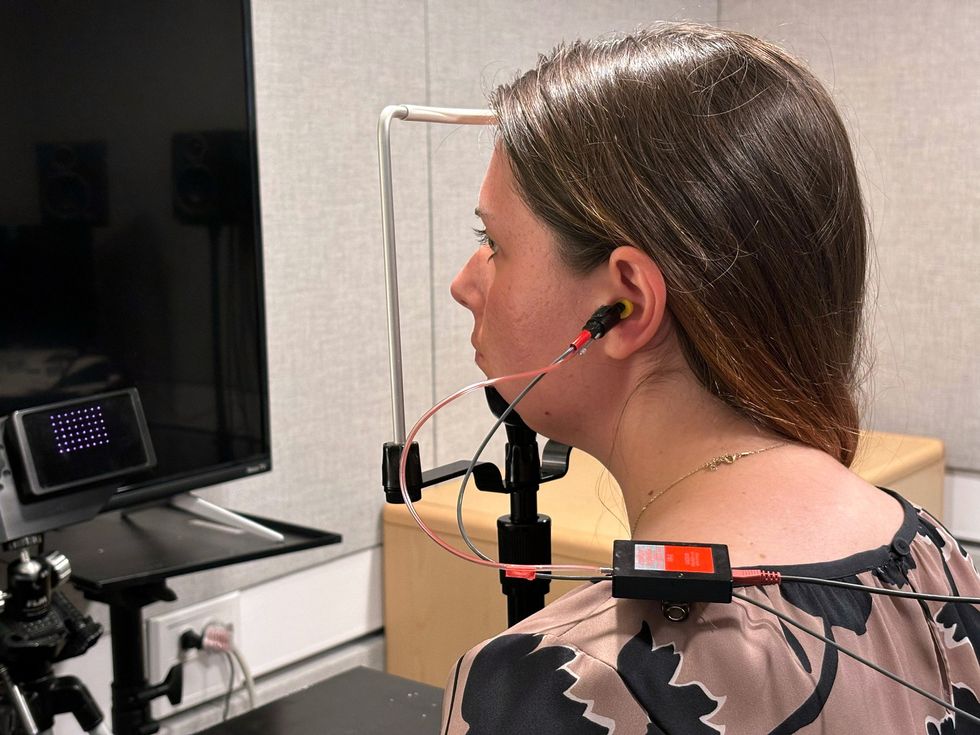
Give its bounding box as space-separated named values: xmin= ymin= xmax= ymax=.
xmin=145 ymin=591 xmax=243 ymax=719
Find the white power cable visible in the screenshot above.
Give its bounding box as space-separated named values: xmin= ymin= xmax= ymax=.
xmin=229 ymin=642 xmax=256 ymax=709
xmin=200 ymin=623 xmax=256 ymax=716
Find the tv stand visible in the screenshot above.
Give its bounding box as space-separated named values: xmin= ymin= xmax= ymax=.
xmin=169 ymin=492 xmax=285 ymax=542
xmin=44 ymin=506 xmax=341 ymax=735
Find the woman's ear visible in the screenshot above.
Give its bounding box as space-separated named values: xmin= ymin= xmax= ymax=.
xmin=599 ymin=245 xmax=669 ymax=360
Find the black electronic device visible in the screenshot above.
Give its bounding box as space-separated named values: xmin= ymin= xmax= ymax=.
xmin=7 ymin=389 xmax=154 ymax=501
xmin=612 ymin=540 xmax=733 ymax=603
xmin=0 ymin=0 xmax=270 ymax=512
xmin=0 ymin=390 xmax=156 ymax=544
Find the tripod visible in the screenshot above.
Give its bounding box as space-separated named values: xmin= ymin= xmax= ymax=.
xmin=0 ymin=537 xmax=111 ymax=735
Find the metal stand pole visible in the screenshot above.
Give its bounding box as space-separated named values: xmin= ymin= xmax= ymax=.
xmin=488 ymin=395 xmax=552 ymax=627
xmin=88 ymin=584 xmax=182 ymax=735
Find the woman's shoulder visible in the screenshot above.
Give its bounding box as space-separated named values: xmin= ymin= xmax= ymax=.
xmin=441 ymin=582 xmax=656 ymax=734
xmin=447 ymin=581 xmax=622 ymax=673
xmin=654 ymin=451 xmax=911 ymax=567
xmin=444 ymin=498 xmax=980 ymax=730
xmin=441 ymin=578 xmax=825 ymax=733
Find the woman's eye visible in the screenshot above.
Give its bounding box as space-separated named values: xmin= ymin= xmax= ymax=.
xmin=472 ymin=227 xmax=498 ymax=258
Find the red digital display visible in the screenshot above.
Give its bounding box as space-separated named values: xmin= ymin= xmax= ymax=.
xmin=634 ymin=544 xmax=716 ymax=574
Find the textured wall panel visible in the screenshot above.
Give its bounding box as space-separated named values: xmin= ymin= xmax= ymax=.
xmin=425 ymin=1 xmax=719 ymax=469
xmin=720 ymin=0 xmax=980 ymax=470
xmin=151 ymin=0 xmax=433 ymax=608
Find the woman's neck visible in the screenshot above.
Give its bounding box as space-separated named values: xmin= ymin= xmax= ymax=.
xmin=590 ymin=358 xmax=781 ymax=533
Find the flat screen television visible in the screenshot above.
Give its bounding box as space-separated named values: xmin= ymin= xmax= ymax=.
xmin=0 ymin=0 xmax=270 ymax=511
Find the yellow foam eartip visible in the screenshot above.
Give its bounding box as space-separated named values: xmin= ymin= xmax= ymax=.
xmin=616 ymin=299 xmax=634 ymax=319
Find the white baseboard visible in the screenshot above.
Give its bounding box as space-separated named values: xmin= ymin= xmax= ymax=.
xmin=945 ymin=469 xmax=980 ymax=543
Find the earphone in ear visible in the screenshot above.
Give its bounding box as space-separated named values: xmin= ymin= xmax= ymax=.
xmin=583 ymin=299 xmax=633 ymax=340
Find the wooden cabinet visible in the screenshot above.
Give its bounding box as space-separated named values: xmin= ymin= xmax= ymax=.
xmin=383 ymin=431 xmax=944 ymax=687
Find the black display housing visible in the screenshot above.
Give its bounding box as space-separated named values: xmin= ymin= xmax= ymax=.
xmin=0 ymin=0 xmax=270 ymax=511
xmin=8 ymin=389 xmax=155 ymax=499
xmin=0 ymin=390 xmax=157 ymax=542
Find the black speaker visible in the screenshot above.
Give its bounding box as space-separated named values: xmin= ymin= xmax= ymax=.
xmin=36 ymin=141 xmax=109 ymax=226
xmin=172 ymin=130 xmax=250 ymax=225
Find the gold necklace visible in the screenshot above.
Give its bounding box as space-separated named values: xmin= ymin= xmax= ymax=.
xmin=630 ymin=443 xmax=785 ymax=535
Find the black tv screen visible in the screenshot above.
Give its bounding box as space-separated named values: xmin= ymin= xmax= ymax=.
xmin=0 ymin=0 xmax=270 ymax=510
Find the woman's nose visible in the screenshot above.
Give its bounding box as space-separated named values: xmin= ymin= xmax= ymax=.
xmin=450 ymin=248 xmax=489 ymax=312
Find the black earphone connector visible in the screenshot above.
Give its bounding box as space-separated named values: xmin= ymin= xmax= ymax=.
xmin=583 ymin=301 xmax=629 ymax=340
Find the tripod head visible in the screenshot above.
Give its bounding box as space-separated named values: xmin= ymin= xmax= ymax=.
xmin=0 ymin=536 xmax=101 ymax=675
xmin=483 ymin=386 xmax=539 ymax=491
xmin=0 ymin=534 xmax=105 ymax=735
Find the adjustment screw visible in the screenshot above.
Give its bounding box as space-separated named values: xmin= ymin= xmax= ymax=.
xmin=45 ymin=551 xmax=72 ymax=587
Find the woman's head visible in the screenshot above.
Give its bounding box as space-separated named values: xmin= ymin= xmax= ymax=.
xmin=481 ymin=23 xmax=868 ymax=466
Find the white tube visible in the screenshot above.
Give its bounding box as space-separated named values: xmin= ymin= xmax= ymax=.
xmin=378 ymin=105 xmax=410 ymax=443
xmin=399 ymin=105 xmax=495 ymax=125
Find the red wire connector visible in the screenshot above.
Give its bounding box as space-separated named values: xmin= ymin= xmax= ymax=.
xmin=179 ymin=623 xmax=234 ymax=653
xmin=201 ymin=624 xmax=233 ymax=652
xmin=505 ymin=568 xmax=538 ymax=581
xmin=732 ymin=569 xmax=781 ymax=587
xmin=570 ymin=330 xmax=592 ymax=352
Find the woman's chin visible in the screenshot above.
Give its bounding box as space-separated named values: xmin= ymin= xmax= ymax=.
xmin=474 ymin=352 xmax=494 ymax=379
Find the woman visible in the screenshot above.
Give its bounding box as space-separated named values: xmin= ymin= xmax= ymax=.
xmin=444 ymin=23 xmax=980 ymax=734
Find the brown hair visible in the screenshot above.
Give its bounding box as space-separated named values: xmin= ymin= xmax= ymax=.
xmin=489 ymin=23 xmax=868 ymax=466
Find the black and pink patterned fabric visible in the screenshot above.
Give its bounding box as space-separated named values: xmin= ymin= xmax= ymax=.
xmin=441 ymin=491 xmax=980 ymax=734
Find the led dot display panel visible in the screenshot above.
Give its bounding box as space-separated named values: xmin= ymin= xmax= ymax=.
xmin=17 ymin=390 xmax=153 ymax=495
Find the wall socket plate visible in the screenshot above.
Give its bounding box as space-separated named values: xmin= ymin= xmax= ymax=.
xmin=145 ymin=591 xmax=243 ymax=719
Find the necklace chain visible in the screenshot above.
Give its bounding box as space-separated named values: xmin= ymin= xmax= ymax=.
xmin=630 ymin=443 xmax=785 ymax=535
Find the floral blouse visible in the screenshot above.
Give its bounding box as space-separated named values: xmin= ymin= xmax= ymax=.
xmin=441 ymin=491 xmax=980 ymax=734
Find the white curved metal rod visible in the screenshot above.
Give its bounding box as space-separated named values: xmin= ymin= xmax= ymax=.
xmin=378 ymin=105 xmax=496 ymax=443
xmin=399 ymin=105 xmax=496 ymax=125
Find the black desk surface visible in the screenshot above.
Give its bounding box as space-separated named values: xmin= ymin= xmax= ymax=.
xmin=44 ymin=504 xmax=341 ymax=592
xmin=197 ymin=666 xmax=444 ymax=735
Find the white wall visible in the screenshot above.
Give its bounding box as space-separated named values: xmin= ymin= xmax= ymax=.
xmin=719 ymin=0 xmax=980 ymax=472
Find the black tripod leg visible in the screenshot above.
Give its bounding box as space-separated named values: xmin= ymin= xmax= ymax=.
xmin=0 ymin=664 xmax=39 ymax=735
xmin=49 ymin=675 xmax=108 ymax=734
